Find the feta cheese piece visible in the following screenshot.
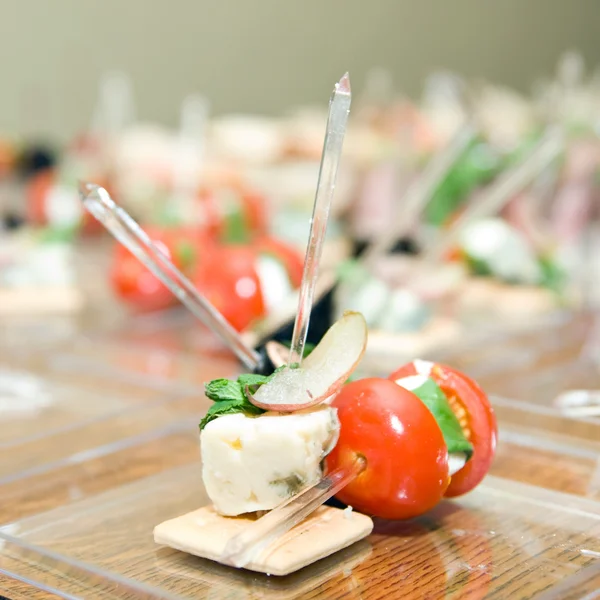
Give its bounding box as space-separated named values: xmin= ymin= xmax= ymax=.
xmin=201 ymin=406 xmax=340 ymax=516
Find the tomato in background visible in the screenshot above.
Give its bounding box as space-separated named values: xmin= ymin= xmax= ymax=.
xmin=326 ymin=378 xmax=449 ymax=520
xmin=111 ymin=225 xmax=209 ymax=313
xmin=193 ymin=245 xmax=265 ymax=331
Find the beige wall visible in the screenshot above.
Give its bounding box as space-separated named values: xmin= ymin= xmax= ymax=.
xmin=1 ymin=0 xmax=599 ymax=141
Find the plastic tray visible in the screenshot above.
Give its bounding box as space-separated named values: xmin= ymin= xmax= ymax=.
xmin=1 ymin=462 xmax=600 ymax=600
xmin=0 ymin=424 xmax=201 ymax=525
xmin=50 ymin=346 xmax=238 ymax=393
xmin=0 ymin=392 xmax=206 ymax=488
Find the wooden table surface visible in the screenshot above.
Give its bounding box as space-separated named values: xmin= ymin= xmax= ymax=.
xmin=2 ymin=307 xmax=600 ymax=598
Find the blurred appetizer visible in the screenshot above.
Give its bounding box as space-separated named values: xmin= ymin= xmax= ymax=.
xmin=0 ymin=227 xmax=83 ymax=314
xmin=451 ymin=217 xmax=569 ymax=321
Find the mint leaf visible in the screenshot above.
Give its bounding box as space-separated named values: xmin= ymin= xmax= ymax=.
xmin=237 ymin=373 xmax=270 ymax=388
xmin=199 ymin=398 xmax=263 ymax=429
xmin=411 ymin=378 xmax=473 ymax=459
xmin=204 ymin=379 xmax=245 ymax=403
xmin=201 ymin=374 xmax=274 ymax=430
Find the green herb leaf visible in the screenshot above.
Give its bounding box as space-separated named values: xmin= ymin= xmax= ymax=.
xmin=411 ymin=378 xmax=473 ymax=459
xmin=38 ymin=224 xmax=79 ymax=244
xmin=199 ymin=398 xmax=263 ymax=429
xmin=204 ymin=379 xmax=246 ymax=404
xmin=237 ymin=373 xmax=271 ymax=388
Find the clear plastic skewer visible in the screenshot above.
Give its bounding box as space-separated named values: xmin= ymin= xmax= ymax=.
xmin=78 ymin=182 xmax=261 ymax=371
xmin=288 ymin=73 xmax=351 ymax=365
xmin=221 ymin=457 xmax=366 ymax=568
xmin=220 ymin=73 xmax=355 ymax=568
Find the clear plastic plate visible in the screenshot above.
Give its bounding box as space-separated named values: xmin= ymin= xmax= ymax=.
xmin=0 ymin=424 xmax=200 ymax=525
xmin=47 ymin=341 xmax=239 ymax=393
xmin=1 ymin=462 xmax=599 ymax=600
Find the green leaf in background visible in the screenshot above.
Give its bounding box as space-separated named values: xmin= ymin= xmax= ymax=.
xmin=336 ymin=259 xmax=369 ymax=286
xmin=281 ymin=340 xmax=316 ymax=359
xmin=38 ymin=224 xmax=79 ymax=244
xmin=538 ymin=254 xmax=566 ymax=295
xmin=464 ymin=253 xmax=493 ymax=278
xmin=222 ymin=209 xmax=250 ymax=245
xmin=411 ymin=378 xmax=473 ymax=459
xmin=175 ymin=240 xmax=197 ymax=271
xmin=426 ymin=138 xmax=503 ymax=227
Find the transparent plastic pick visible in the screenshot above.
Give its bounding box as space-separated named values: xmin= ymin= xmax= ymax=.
xmin=221 ymin=456 xmax=366 ymax=568
xmin=288 ymin=73 xmax=351 ymax=366
xmin=78 ymin=183 xmax=261 ymax=371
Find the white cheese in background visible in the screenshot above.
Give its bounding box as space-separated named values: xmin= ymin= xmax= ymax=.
xmin=45 ymin=185 xmax=83 ymax=228
xmin=336 ymin=276 xmax=391 ymax=329
xmin=377 ymin=289 xmax=432 ymax=333
xmin=201 ymin=406 xmax=340 ymax=516
xmin=459 ymin=218 xmax=542 ymax=285
xmin=254 ymin=255 xmax=293 ymax=314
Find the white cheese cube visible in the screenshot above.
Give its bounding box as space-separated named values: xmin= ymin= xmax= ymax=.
xmin=201 ymin=406 xmax=339 ymax=516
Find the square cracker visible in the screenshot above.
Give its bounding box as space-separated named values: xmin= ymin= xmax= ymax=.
xmin=154 ymin=504 xmax=373 ymax=576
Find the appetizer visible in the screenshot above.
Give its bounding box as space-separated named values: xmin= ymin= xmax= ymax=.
xmin=452 ymin=217 xmax=568 ymax=321
xmin=154 ymin=313 xmax=497 ymax=574
xmin=0 ymin=227 xmax=83 ymax=314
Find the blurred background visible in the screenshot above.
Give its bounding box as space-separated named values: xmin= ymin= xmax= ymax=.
xmin=2 ymin=0 xmax=600 ymax=140
xmin=2 ymin=0 xmax=600 ymax=373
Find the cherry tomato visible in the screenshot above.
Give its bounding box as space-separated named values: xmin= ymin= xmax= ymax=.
xmin=325 ymin=378 xmax=449 ymax=520
xmin=193 ymin=245 xmax=265 ymax=331
xmin=253 ymin=236 xmax=304 ymax=288
xmin=389 ymin=361 xmax=497 ymax=498
xmin=111 ymin=226 xmax=208 ymax=312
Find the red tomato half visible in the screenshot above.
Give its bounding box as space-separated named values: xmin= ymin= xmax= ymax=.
xmin=326 ymin=378 xmax=449 ymax=520
xmin=389 ymin=361 xmax=497 ymax=498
